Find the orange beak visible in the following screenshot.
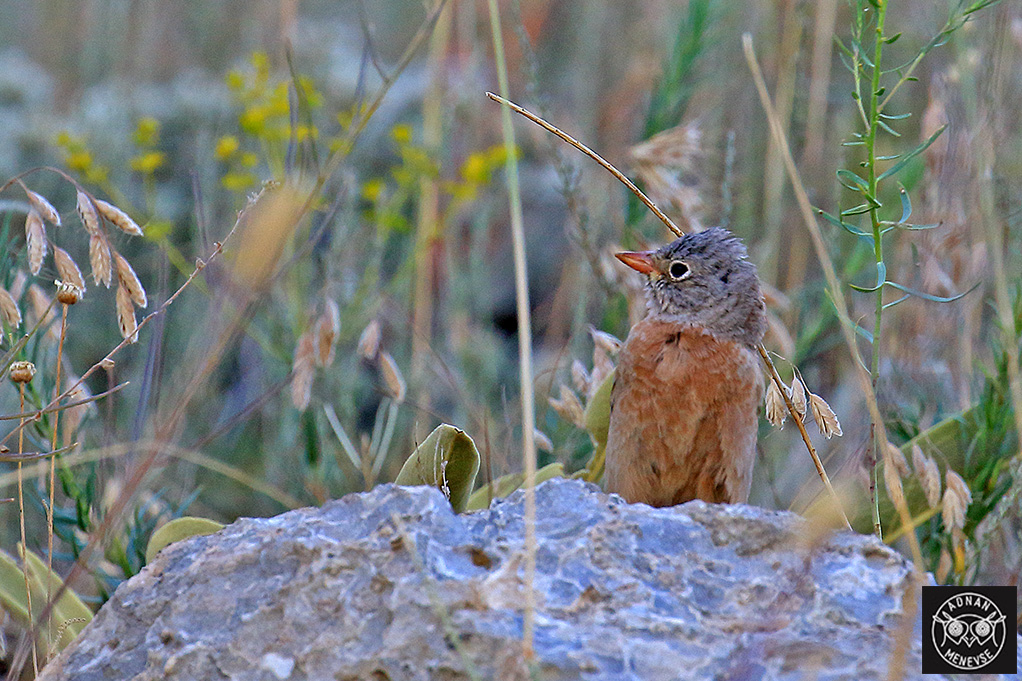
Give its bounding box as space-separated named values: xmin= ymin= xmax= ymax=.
xmin=615 ymin=251 xmax=657 ymax=275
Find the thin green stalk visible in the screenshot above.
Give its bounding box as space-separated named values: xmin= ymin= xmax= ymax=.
xmin=485 ymin=0 xmax=538 ymax=661
xmin=863 ymin=0 xmax=889 ymax=539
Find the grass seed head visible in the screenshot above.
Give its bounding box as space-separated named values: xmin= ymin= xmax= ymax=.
xmin=379 ymin=351 xmax=406 ymax=403
xmin=357 ymin=319 xmax=382 ymax=361
xmin=912 ymin=444 xmax=942 ymax=508
xmin=113 ymin=251 xmax=147 ymax=308
xmin=95 ymin=199 xmax=143 ymax=237
xmin=589 ymin=326 xmax=622 ymax=356
xmin=570 ymin=359 xmax=590 ymax=396
xmin=26 ymin=189 xmax=61 ymax=226
xmin=89 ymin=231 xmax=113 ymax=287
xmin=549 ymin=385 xmax=585 ymax=428
xmin=790 ymin=376 xmax=807 ymax=420
xmin=290 ymin=331 xmax=316 ymax=410
xmin=25 ymin=209 xmax=47 ymax=275
xmin=76 ymin=191 xmax=100 ymax=235
xmin=53 ymin=246 xmax=86 ymax=291
xmin=944 ymin=469 xmax=972 ymax=506
xmin=533 ymin=428 xmax=553 ymax=453
xmin=314 ymin=297 xmax=340 ymax=367
xmin=941 ymin=486 xmax=966 ymax=531
xmin=764 ymin=378 xmax=787 ymax=427
xmin=115 ymin=282 xmax=138 ymax=343
xmin=808 ymin=392 xmax=842 ymax=438
xmin=0 ymin=287 xmax=21 ymax=328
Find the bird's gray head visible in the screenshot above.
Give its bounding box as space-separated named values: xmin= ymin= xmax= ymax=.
xmin=615 ymin=227 xmax=766 ymax=347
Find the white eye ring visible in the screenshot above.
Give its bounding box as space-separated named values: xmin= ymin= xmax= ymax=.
xmin=668 ymin=260 xmax=690 ymax=280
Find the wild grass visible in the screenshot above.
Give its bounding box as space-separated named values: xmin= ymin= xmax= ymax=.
xmin=0 ymin=0 xmax=1021 ymax=676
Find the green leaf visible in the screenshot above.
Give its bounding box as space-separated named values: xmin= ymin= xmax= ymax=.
xmin=395 ymin=424 xmax=481 ymax=512
xmin=884 ymin=280 xmax=980 ymax=303
xmin=879 ymin=111 xmax=911 ymax=120
xmin=892 ymin=222 xmax=940 ymax=231
xmin=841 ymin=202 xmax=875 ymax=217
xmin=898 ymin=184 xmax=912 ymax=223
xmin=882 ymin=294 xmax=911 ymax=310
xmin=816 ymin=208 xmax=873 ymax=239
xmin=464 ymin=462 xmax=565 ymax=511
xmin=584 ymin=369 xmax=615 ymax=448
xmin=837 ymin=169 xmax=870 ymax=193
xmin=878 ymin=124 xmax=946 ymax=181
xmin=852 ymin=322 xmax=874 ymax=344
xmin=145 ymin=516 xmax=225 ymax=564
xmin=877 ymin=119 xmax=902 ymax=137
xmin=850 ymin=261 xmax=886 ymax=293
xmin=883 ymin=32 xmax=902 ymax=44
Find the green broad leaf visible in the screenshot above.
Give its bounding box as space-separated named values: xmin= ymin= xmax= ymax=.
xmin=883 ymin=32 xmax=902 ymax=44
xmin=898 ymin=184 xmax=912 ymax=223
xmin=584 ymin=369 xmax=615 ymax=448
xmin=884 ymin=280 xmax=980 ymax=303
xmin=875 ymin=87 xmax=886 ymax=97
xmin=145 ymin=516 xmax=225 ymax=564
xmin=836 ymin=169 xmax=870 ymax=193
xmin=816 ymin=209 xmax=873 ymax=239
xmin=395 ymin=424 xmax=481 ymax=512
xmin=878 ymin=125 xmax=946 ymax=181
xmin=464 ymin=462 xmax=566 ymax=511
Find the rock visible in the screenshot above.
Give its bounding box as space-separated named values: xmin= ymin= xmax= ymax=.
xmin=39 ymin=479 xmax=1019 ymax=680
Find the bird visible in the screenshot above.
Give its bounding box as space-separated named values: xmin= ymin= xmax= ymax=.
xmin=605 ymin=227 xmax=767 ymax=507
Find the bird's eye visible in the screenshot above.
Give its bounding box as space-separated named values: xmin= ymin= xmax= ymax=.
xmin=668 ymin=260 xmax=690 ymax=280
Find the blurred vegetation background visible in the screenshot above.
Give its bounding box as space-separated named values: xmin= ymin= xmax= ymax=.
xmin=0 ymin=0 xmax=1021 ymax=644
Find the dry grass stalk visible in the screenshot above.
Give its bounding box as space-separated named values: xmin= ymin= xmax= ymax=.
xmin=911 ymin=444 xmax=942 ymax=508
xmin=27 ymin=284 xmax=56 ymax=330
xmin=76 ymin=191 xmax=99 ymax=235
xmin=357 ymin=319 xmax=382 ymax=361
xmin=115 ymin=283 xmax=138 ymax=343
xmin=0 ymin=286 xmax=21 ymax=328
xmin=808 ymin=392 xmax=842 ymax=438
xmin=548 ymin=385 xmax=585 ymax=428
xmin=290 ymin=331 xmax=316 ymax=411
xmin=764 ymin=378 xmax=787 ymax=427
xmin=314 ymin=298 xmax=340 ymax=367
xmin=379 ymin=351 xmax=406 ymax=403
xmin=95 ymin=199 xmax=143 ymax=237
xmin=25 ymin=189 xmax=60 ymax=227
xmin=25 ymin=209 xmax=47 ymax=275
xmin=53 ymin=247 xmax=86 ymax=292
xmin=629 ymin=123 xmax=705 ymax=231
xmin=113 ymin=251 xmax=147 ymax=308
xmin=89 ymin=232 xmax=113 ymax=288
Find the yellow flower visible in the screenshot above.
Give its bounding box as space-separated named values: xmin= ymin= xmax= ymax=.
xmin=240 ymin=152 xmax=259 ymax=168
xmin=226 ymin=70 xmax=246 ymax=92
xmin=361 ymin=178 xmax=385 ymax=202
xmin=134 ymin=117 xmax=161 ymax=147
xmin=66 ymin=150 xmax=93 ymax=173
xmin=461 ymin=152 xmax=490 ymax=185
xmin=215 ymin=135 xmax=240 ymax=160
xmin=130 ymin=151 xmax=166 ymax=175
xmin=222 ymin=171 xmax=258 ymax=192
xmin=296 ymin=124 xmax=318 ymax=141
xmin=390 ymin=124 xmax=413 ymax=146
xmin=240 ymin=105 xmax=268 ymax=134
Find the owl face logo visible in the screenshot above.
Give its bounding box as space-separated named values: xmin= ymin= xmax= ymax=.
xmin=931 ymin=592 xmax=1007 ymax=670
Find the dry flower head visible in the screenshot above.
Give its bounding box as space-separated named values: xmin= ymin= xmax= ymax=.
xmin=9 ymin=361 xmax=36 ymax=384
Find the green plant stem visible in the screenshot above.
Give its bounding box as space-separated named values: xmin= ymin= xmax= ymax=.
xmin=485 ymin=0 xmax=538 ymax=661
xmin=864 ymin=0 xmax=889 ymax=540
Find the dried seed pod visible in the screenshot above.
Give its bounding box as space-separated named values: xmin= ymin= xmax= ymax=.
xmin=357 ymin=319 xmax=382 ymax=361
xmin=589 ymin=326 xmax=622 ymax=356
xmin=9 ymin=361 xmax=36 ymax=384
xmin=290 ymin=331 xmax=315 ymax=411
xmin=912 ymin=444 xmax=942 ymax=508
xmin=25 ymin=209 xmax=47 ymax=275
xmin=533 ymin=429 xmax=553 ymax=454
xmin=764 ymin=378 xmax=787 ymax=428
xmin=89 ymin=231 xmax=113 ymax=288
xmin=116 ymin=282 xmax=138 ymax=343
xmin=25 ymin=189 xmax=60 ymax=226
xmin=379 ymin=351 xmax=406 ymax=403
xmin=808 ymin=392 xmax=842 ymax=438
xmin=944 ymin=469 xmax=972 ymax=506
xmin=55 ymin=281 xmax=83 ymax=305
xmin=53 ymin=246 xmax=86 ymax=291
xmin=95 ymin=199 xmax=143 ymax=237
xmin=549 ymin=385 xmax=585 ymax=428
xmin=570 ymin=359 xmax=591 ymax=397
xmin=0 ymin=287 xmax=21 ymax=328
xmin=76 ymin=191 xmax=100 ymax=235
xmin=790 ymin=376 xmax=807 ymax=420
xmin=314 ymin=298 xmax=340 ymax=367
xmin=113 ymin=251 xmax=147 ymax=308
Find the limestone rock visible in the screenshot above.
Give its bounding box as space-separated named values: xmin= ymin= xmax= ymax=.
xmin=39 ymin=479 xmax=1019 ymax=680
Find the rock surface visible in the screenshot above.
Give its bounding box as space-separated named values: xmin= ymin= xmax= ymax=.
xmin=40 ymin=479 xmax=1019 ymax=680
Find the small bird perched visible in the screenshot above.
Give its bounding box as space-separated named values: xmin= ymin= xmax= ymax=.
xmin=606 ymin=227 xmax=767 ymax=507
